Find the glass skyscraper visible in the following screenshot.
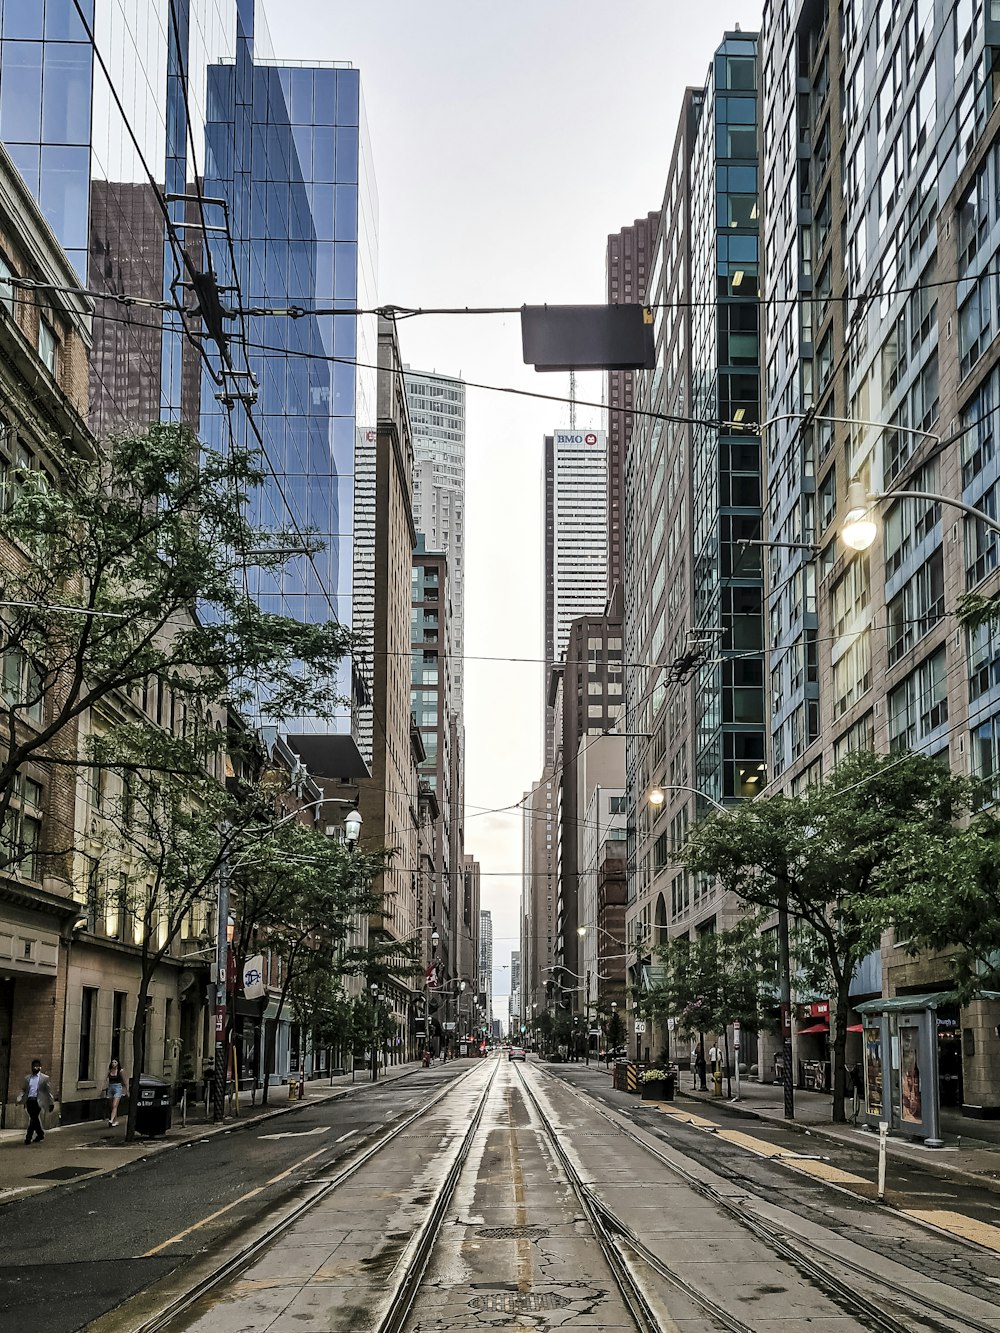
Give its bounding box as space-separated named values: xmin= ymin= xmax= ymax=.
xmin=0 ymin=0 xmax=378 ymax=759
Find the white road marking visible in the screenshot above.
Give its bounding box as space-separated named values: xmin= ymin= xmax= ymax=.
xmin=258 ymin=1126 xmax=332 ymax=1140
xmin=334 ymin=1129 xmax=357 ymax=1142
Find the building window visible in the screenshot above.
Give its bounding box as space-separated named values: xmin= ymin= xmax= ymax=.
xmin=79 ymin=986 xmax=97 ymax=1081
xmin=38 ymin=320 xmax=57 ymax=374
xmin=888 ymin=648 xmax=948 ymax=752
xmin=0 ymin=250 xmax=14 ymax=316
xmin=886 ymin=550 xmax=944 ymax=665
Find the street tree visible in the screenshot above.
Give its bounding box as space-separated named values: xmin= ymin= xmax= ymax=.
xmin=682 ymin=751 xmax=967 ymax=1121
xmin=229 ymin=822 xmax=385 ymax=1105
xmin=0 ymin=422 xmax=354 ymax=871
xmin=649 ymin=921 xmax=779 ymax=1095
xmin=878 ymin=807 xmax=1000 ymax=999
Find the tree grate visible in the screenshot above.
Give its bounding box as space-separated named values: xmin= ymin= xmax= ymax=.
xmin=469 ymin=1292 xmax=571 ymax=1314
xmin=475 ymin=1225 xmax=549 ymax=1239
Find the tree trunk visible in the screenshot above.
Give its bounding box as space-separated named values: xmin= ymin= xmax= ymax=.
xmin=723 ymin=1027 xmax=732 ymax=1099
xmin=125 ymin=969 xmax=152 ymax=1143
xmin=260 ymin=1017 xmax=276 ymax=1107
xmin=830 ymin=968 xmax=851 ymax=1124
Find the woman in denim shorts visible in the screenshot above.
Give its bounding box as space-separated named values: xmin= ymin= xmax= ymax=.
xmin=102 ymin=1059 xmax=128 ymax=1127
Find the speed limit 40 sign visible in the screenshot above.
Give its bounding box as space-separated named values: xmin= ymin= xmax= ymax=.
xmin=634 ymin=1020 xmax=646 ymax=1034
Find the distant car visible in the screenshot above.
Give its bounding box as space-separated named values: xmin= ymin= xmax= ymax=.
xmin=508 ymin=1045 xmax=527 ymax=1062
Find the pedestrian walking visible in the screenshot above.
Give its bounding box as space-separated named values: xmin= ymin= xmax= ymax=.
xmin=16 ymin=1058 xmax=55 ymax=1144
xmin=101 ymin=1058 xmax=129 ymax=1127
xmin=695 ymin=1043 xmax=707 ymax=1091
xmin=690 ymin=1042 xmax=698 ymax=1089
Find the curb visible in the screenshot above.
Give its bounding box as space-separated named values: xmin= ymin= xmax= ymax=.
xmin=0 ymin=1062 xmax=427 ymax=1205
xmin=674 ymin=1088 xmax=1000 ymax=1199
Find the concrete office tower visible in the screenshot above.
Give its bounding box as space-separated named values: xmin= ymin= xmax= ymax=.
xmin=543 ymin=428 xmax=609 ymax=764
xmin=759 ymin=0 xmax=1000 ymax=1115
xmin=509 ymin=950 xmax=522 ymax=1034
xmin=623 ymin=34 xmax=762 ymax=1062
xmin=460 ymin=854 xmax=480 ymax=1019
xmin=479 ymin=907 xmax=493 ymax=1027
xmin=521 ymin=768 xmax=556 ymax=1021
xmin=606 ymin=214 xmax=659 ymax=591
xmin=405 ymin=369 xmax=466 ymax=708
xmin=0 ymin=0 xmax=379 ymax=767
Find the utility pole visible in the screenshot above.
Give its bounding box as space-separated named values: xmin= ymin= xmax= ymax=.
xmin=778 ymin=890 xmax=795 ymax=1119
xmin=584 ymin=970 xmax=591 ymax=1067
xmin=213 ymin=841 xmax=229 ymax=1122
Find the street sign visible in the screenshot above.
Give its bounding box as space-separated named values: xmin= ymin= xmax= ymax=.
xmin=733 ymin=1020 xmax=741 ymax=1051
xmin=634 ymin=1020 xmax=646 ymax=1034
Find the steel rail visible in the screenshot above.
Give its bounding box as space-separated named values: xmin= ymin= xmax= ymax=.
xmin=375 ymin=1057 xmax=500 ymax=1333
xmin=131 ymin=1062 xmax=490 ymax=1333
xmin=511 ymin=1063 xmax=675 ymax=1333
xmin=539 ymin=1068 xmax=993 ymax=1333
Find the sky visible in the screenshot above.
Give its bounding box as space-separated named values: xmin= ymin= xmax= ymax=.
xmin=269 ymin=1 xmax=764 ymax=1009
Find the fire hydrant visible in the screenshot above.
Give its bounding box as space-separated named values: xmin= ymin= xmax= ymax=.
xmin=288 ymin=1078 xmax=297 ymax=1101
xmin=713 ymin=1065 xmax=723 ymax=1097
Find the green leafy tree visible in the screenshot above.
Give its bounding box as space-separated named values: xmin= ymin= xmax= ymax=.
xmin=649 ymin=922 xmax=779 ymax=1094
xmin=229 ymin=821 xmax=385 ymax=1105
xmin=878 ymin=807 xmax=1000 ymax=999
xmin=605 ymin=1008 xmax=625 ymax=1055
xmin=0 ymin=423 xmax=354 ymax=871
xmin=682 ymin=751 xmax=967 ymax=1121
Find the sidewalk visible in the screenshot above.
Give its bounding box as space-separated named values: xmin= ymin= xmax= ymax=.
xmin=0 ymin=1060 xmax=424 ymax=1202
xmin=675 ymin=1075 xmax=1000 ymax=1193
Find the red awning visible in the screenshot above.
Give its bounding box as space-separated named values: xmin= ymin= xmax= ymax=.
xmin=797 ymin=1023 xmax=829 ymax=1035
xmin=847 ymin=1023 xmax=863 ymax=1033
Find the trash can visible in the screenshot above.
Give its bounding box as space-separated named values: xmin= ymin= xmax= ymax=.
xmin=134 ymin=1075 xmax=172 ymax=1136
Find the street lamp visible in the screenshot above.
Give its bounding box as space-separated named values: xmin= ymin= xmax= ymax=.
xmin=840 ymin=479 xmax=1000 ymax=552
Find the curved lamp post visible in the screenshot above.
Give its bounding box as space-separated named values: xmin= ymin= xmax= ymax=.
xmin=841 ymin=480 xmax=1000 ymax=551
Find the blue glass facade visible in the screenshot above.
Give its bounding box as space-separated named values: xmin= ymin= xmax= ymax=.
xmin=0 ymin=0 xmax=94 ymax=275
xmin=0 ymin=0 xmax=377 ymax=753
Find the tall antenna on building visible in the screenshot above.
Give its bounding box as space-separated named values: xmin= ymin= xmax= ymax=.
xmin=569 ymin=370 xmax=577 ymax=429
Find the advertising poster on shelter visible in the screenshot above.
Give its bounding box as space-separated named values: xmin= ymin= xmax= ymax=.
xmin=864 ymin=1025 xmax=884 ymax=1118
xmin=900 ymin=1026 xmax=923 ymax=1125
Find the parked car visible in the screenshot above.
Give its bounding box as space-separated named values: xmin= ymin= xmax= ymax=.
xmin=508 ymin=1045 xmax=527 ymax=1062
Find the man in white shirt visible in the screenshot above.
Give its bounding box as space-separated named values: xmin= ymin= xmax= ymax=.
xmin=17 ymin=1058 xmax=55 ymax=1144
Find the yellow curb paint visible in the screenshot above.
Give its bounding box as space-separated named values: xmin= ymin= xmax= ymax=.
xmin=904 ymin=1209 xmax=1000 ymax=1254
xmin=786 ymin=1159 xmax=871 ymax=1187
xmin=716 ymin=1129 xmax=792 ymax=1159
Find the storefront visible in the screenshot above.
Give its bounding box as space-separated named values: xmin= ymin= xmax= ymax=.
xmin=797 ymin=1000 xmax=831 ymax=1091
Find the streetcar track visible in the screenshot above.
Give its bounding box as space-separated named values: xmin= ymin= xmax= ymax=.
xmin=538 ymin=1065 xmax=997 ymax=1333
xmin=110 ymin=1062 xmax=488 ymax=1333
xmin=375 ymin=1058 xmax=499 ymax=1333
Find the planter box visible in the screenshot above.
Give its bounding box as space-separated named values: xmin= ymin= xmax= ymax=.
xmin=641 ymin=1076 xmax=675 ymax=1101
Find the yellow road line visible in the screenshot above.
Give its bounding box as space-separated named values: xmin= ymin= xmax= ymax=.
xmin=904 ymin=1209 xmax=1000 ymax=1254
xmin=143 ymin=1146 xmax=328 ymax=1255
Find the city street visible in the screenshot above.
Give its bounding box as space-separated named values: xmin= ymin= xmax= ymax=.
xmin=12 ymin=1053 xmax=1000 ymax=1333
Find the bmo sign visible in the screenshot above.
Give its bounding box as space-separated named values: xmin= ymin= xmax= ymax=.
xmin=555 ymin=430 xmax=604 ymax=448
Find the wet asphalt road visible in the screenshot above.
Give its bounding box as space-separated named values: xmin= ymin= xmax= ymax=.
xmin=0 ymin=1066 xmax=464 ymax=1333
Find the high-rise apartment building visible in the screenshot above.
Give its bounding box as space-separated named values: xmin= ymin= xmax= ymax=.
xmin=405 ymin=369 xmax=466 ymax=707
xmin=623 ymin=33 xmax=762 ymax=1061
xmin=411 ymin=542 xmax=460 ymax=971
xmin=543 ymin=428 xmax=609 ymax=764
xmin=521 ymin=768 xmax=556 ymax=1021
xmin=607 ymin=214 xmax=659 ymax=591
xmin=549 ymin=591 xmax=624 ymax=996
xmin=758 ymin=0 xmax=1000 ymax=1114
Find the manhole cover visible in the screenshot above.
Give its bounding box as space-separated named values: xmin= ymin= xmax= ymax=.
xmin=31 ymin=1166 xmax=98 ymax=1181
xmin=476 ymin=1225 xmax=549 ymax=1239
xmin=469 ymin=1292 xmax=571 ymax=1314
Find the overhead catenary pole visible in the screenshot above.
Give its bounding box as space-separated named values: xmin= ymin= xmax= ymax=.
xmin=213 ymin=834 xmax=230 ymax=1122
xmin=778 ymin=889 xmax=795 ymax=1120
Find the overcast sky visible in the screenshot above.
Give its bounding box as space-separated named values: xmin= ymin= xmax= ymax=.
xmin=269 ymin=1 xmax=763 ymax=1008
